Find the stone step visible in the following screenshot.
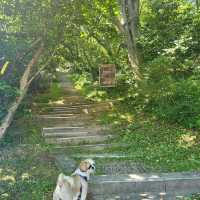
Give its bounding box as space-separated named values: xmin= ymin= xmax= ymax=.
xmin=45 ymin=134 xmax=113 ymax=144
xmin=38 ymin=120 xmax=99 ymax=127
xmin=69 ymin=153 xmax=131 ymax=159
xmin=37 ymin=114 xmax=94 ymax=120
xmin=43 ymin=126 xmax=86 ymax=133
xmin=43 ymin=130 xmax=107 ymax=138
xmin=54 ymin=155 xmax=146 ymax=176
xmin=89 ymin=172 xmax=200 ymax=198
xmin=33 ymin=101 xmax=113 ymax=109
xmin=62 ymin=98 xmax=90 ymax=103
xmin=39 ymin=113 xmax=91 ymax=117
xmin=48 ymin=110 xmax=85 ymax=114
xmin=53 ymin=143 xmax=110 ymax=151
xmin=62 ymin=95 xmax=83 ymax=99
xmin=53 ymin=107 xmax=80 ymax=110
xmin=60 ymin=86 xmax=77 ymax=92
xmin=43 ymin=126 xmax=105 ymax=134
xmin=52 ymin=143 xmax=128 ymax=151
xmin=47 ymin=106 xmax=111 ymax=115
xmin=61 ymin=96 xmax=90 ymax=103
xmin=90 ymin=192 xmax=185 ymax=200
xmin=37 ymin=116 xmax=95 ymax=126
xmin=43 ymin=131 xmax=90 ymax=137
xmin=35 ymin=107 xmax=83 ymax=115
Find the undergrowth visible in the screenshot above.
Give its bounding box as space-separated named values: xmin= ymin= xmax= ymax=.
xmin=72 ymin=73 xmax=200 ymax=173
xmin=0 ymin=82 xmax=60 ymax=200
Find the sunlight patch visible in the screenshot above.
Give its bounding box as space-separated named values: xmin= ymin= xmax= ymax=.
xmin=49 ymin=99 xmax=65 ymax=105
xmin=21 ymin=173 xmax=30 ymax=180
xmin=0 ymin=175 xmax=15 ymax=182
xmin=179 ymin=134 xmax=196 ymax=148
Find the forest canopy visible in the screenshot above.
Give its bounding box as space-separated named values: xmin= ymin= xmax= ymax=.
xmin=0 ymin=0 xmax=200 ymax=132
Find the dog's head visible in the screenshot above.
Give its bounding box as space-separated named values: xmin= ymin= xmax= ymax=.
xmin=79 ymin=159 xmax=95 ymax=174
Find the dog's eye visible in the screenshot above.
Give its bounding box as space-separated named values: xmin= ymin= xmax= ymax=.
xmin=91 ymin=165 xmax=95 ymax=170
xmin=88 ymin=164 xmax=95 ymax=170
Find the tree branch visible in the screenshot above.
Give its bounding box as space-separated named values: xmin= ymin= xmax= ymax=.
xmin=0 ymin=44 xmax=44 ymax=139
xmin=16 ymin=38 xmax=42 ymax=61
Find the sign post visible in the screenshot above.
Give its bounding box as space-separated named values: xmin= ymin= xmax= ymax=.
xmin=99 ymin=64 xmax=116 ymax=87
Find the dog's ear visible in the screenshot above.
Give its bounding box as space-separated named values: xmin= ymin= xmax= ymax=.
xmin=79 ymin=160 xmax=90 ymax=172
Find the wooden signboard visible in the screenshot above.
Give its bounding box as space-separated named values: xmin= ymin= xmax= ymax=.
xmin=99 ymin=64 xmax=116 ymax=87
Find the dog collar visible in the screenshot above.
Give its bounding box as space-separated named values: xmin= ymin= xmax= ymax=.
xmin=79 ymin=174 xmax=88 ymax=182
xmin=72 ymin=169 xmax=89 ymax=181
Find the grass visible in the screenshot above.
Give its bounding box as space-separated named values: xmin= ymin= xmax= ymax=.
xmin=72 ymin=74 xmax=200 ymax=173
xmin=33 ymin=82 xmax=65 ymax=103
xmin=98 ymin=107 xmax=200 ymax=172
xmin=0 ymin=79 xmax=111 ymax=200
xmin=0 ymin=82 xmax=63 ymax=200
xmin=1 ymin=75 xmax=200 ymax=199
xmin=0 ymin=145 xmax=58 ymax=200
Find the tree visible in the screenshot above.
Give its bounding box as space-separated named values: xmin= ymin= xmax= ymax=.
xmin=119 ymin=0 xmax=141 ymax=79
xmin=196 ymin=0 xmax=199 ymax=9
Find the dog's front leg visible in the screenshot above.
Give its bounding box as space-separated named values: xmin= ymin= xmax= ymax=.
xmin=72 ymin=194 xmax=79 ymax=200
xmin=80 ymin=184 xmax=88 ymax=200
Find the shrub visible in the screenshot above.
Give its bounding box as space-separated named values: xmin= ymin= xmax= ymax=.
xmin=140 ymin=56 xmax=200 ymax=129
xmin=0 ymin=81 xmax=18 ymax=121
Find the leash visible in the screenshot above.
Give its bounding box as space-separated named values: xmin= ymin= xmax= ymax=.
xmin=77 ymin=184 xmax=82 ymax=200
xmin=77 ymin=174 xmax=88 ymax=200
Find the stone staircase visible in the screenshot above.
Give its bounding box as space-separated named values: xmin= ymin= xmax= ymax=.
xmin=37 ymin=73 xmax=113 ymax=147
xmin=39 ymin=72 xmax=200 ymax=200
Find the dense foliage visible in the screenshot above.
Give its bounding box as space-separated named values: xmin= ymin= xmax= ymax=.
xmin=0 ymin=1 xmax=200 ymax=127
xmin=0 ymin=1 xmax=200 ymax=199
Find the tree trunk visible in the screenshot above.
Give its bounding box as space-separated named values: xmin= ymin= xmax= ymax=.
xmin=196 ymin=0 xmax=199 ymax=10
xmin=120 ymin=0 xmax=141 ymax=80
xmin=0 ymin=45 xmax=44 ymax=139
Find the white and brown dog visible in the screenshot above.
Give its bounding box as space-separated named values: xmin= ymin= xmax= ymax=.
xmin=53 ymin=159 xmax=95 ymax=200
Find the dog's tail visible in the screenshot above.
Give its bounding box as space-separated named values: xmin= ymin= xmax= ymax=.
xmin=57 ymin=173 xmax=65 ymax=187
xmin=57 ymin=173 xmax=72 ymax=188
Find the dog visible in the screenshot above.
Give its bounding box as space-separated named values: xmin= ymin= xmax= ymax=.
xmin=53 ymin=159 xmax=95 ymax=200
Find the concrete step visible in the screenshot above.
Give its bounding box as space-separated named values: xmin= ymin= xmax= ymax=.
xmin=35 ymin=107 xmax=83 ymax=115
xmin=54 ymin=155 xmax=147 ymax=176
xmin=47 ymin=105 xmax=111 ymax=115
xmin=45 ymin=134 xmax=113 ymax=144
xmin=90 ymin=192 xmax=185 ymax=200
xmin=89 ymin=172 xmax=200 ymax=198
xmin=44 ymin=131 xmax=91 ymax=138
xmin=42 ymin=126 xmax=106 ymax=136
xmin=62 ymin=99 xmax=91 ymax=105
xmin=61 ymin=96 xmax=91 ymax=103
xmin=53 ymin=107 xmax=81 ymax=111
xmin=48 ymin=110 xmax=85 ymax=114
xmin=43 ymin=125 xmax=105 ymax=132
xmin=52 ymin=143 xmax=128 ymax=151
xmin=43 ymin=130 xmax=108 ymax=138
xmin=37 ymin=120 xmax=99 ymax=127
xmin=37 ymin=114 xmax=94 ymax=120
xmin=60 ymin=86 xmax=77 ymax=92
xmin=62 ymin=95 xmax=83 ymax=100
xmin=41 ymin=109 xmax=110 ymax=116
xmin=33 ymin=101 xmax=113 ymax=109
xmin=69 ymin=153 xmax=131 ymax=159
xmin=43 ymin=126 xmax=85 ymax=133
xmin=39 ymin=113 xmax=91 ymax=117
